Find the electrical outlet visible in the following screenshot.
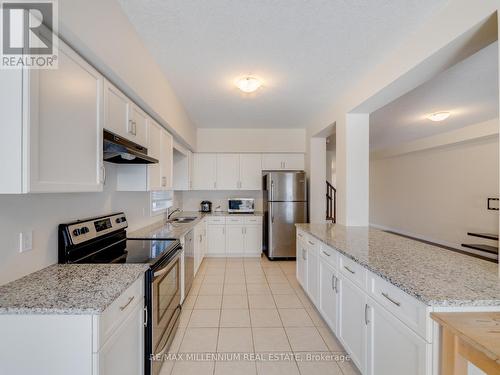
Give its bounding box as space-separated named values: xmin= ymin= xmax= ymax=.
xmin=19 ymin=231 xmax=33 ymax=253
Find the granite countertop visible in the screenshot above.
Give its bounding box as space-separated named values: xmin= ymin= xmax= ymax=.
xmin=128 ymin=211 xmax=263 ymax=240
xmin=0 ymin=264 xmax=148 ymax=315
xmin=296 ymin=223 xmax=500 ymax=307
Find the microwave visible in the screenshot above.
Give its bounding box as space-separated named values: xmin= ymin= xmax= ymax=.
xmin=228 ymin=198 xmax=255 ymax=213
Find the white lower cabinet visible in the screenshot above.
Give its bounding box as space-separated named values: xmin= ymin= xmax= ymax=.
xmin=338 ymin=275 xmax=367 ymax=374
xmin=366 ymin=297 xmax=430 ymax=375
xmin=296 ymin=237 xmax=307 ymax=288
xmin=206 ymin=216 xmax=262 ymax=257
xmin=207 ymin=224 xmax=226 ymax=255
xmin=193 ymin=220 xmax=207 ymax=274
xmin=0 ymin=276 xmax=145 ymax=375
xmin=244 ymin=225 xmax=263 ymax=256
xmin=95 ymin=301 xmax=144 ymax=375
xmin=226 ymin=225 xmax=246 ymax=255
xmin=319 ymin=259 xmax=339 ymax=334
xmin=297 ymin=229 xmax=434 ymax=375
xmin=306 ymin=248 xmax=319 ymax=305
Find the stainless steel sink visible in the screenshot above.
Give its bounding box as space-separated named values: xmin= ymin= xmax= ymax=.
xmin=168 ymin=216 xmax=197 ymax=223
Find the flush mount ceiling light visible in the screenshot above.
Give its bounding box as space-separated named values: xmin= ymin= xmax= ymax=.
xmin=427 ymin=112 xmax=451 ymax=122
xmin=236 ymin=76 xmax=263 ymax=93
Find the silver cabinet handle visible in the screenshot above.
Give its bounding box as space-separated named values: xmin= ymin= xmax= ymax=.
xmin=331 ymin=274 xmax=335 ymax=291
xmin=344 ymin=265 xmax=355 ymax=274
xmin=120 ymin=296 xmax=135 ymax=311
xmin=161 ymin=176 xmax=167 ymax=187
xmin=302 ymin=249 xmax=307 ymax=260
xmin=100 ymin=165 xmax=106 ymax=184
xmin=214 ymin=181 xmax=217 ymax=189
xmin=322 ymin=251 xmax=331 ymax=257
xmin=298 ymin=233 xmax=303 ymax=238
xmin=382 ymin=292 xmax=401 ymax=307
xmin=334 ymin=276 xmax=339 ymax=294
xmin=364 ymin=304 xmax=370 ymax=325
xmin=308 ymin=240 xmax=315 ymax=246
xmin=143 ymin=306 xmax=148 ymax=327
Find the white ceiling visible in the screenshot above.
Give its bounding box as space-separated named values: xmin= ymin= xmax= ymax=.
xmin=118 ymin=0 xmax=448 ymax=129
xmin=370 ymin=42 xmax=499 ymax=150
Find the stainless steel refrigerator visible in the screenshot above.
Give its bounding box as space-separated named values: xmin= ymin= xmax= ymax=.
xmin=263 ymin=171 xmax=308 ymax=260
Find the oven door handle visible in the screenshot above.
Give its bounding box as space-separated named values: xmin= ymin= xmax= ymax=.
xmin=154 ymin=305 xmax=182 ymax=357
xmin=153 ymin=250 xmax=181 ymax=277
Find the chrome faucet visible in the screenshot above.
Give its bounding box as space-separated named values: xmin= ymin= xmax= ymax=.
xmin=167 ymin=208 xmax=181 ymax=219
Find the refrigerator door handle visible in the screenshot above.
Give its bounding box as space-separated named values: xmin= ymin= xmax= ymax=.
xmin=271 ymin=202 xmax=274 ymax=223
xmin=271 ymin=180 xmax=275 ymax=201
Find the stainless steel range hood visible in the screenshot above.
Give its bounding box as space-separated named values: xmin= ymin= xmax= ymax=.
xmin=103 ymin=130 xmax=158 ymax=164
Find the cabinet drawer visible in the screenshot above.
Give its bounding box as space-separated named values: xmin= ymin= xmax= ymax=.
xmin=296 ymin=230 xmax=306 ymax=243
xmin=245 ymin=216 xmax=262 ymax=225
xmin=96 ymin=276 xmax=144 ymax=350
xmin=339 ymin=254 xmax=366 ymax=290
xmin=304 ymin=235 xmax=320 ymax=252
xmin=207 ymin=216 xmax=226 ymax=224
xmin=319 ymin=245 xmax=338 ymax=269
xmin=226 ymin=216 xmax=245 ymax=225
xmin=368 ymin=273 xmax=431 ymax=342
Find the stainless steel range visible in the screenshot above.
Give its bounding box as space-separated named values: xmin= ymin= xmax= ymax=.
xmin=58 ymin=212 xmax=182 ymax=375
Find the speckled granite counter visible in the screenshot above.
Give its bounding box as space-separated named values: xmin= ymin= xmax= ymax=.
xmin=128 ymin=211 xmax=263 ymax=240
xmin=0 ymin=264 xmax=148 ymax=315
xmin=296 ymin=223 xmax=500 ymax=307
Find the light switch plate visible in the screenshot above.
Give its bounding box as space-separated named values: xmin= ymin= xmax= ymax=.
xmin=19 ymin=231 xmax=33 ymax=253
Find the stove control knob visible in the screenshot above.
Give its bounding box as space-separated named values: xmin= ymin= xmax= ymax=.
xmin=72 ymin=228 xmax=81 ymax=236
xmin=81 ymin=226 xmax=89 ymax=234
xmin=116 ymin=218 xmax=121 ymax=223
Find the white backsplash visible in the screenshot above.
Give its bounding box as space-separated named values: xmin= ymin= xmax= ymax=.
xmin=179 ymin=190 xmax=263 ymax=212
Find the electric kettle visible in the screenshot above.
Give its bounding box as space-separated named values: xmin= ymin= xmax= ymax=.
xmin=200 ymin=201 xmax=212 ymax=213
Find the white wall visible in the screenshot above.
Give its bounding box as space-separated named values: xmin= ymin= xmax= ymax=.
xmin=180 ymin=191 xmax=263 ymax=212
xmin=60 ymin=0 xmax=196 ymax=149
xmin=326 ymin=151 xmax=336 ymax=185
xmin=307 ymin=0 xmax=500 ymax=226
xmin=196 ymin=128 xmax=306 ymax=153
xmin=0 ymin=165 xmax=168 ymax=285
xmin=370 ymin=136 xmax=499 ymax=250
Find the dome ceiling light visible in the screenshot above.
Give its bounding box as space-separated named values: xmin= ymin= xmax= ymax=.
xmin=236 ymin=76 xmax=263 ymax=93
xmin=427 ymin=112 xmax=451 ymax=122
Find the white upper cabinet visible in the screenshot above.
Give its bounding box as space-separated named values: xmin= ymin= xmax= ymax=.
xmin=128 ymin=104 xmax=148 ymax=147
xmin=216 ymin=154 xmax=240 ymax=190
xmin=104 ymin=80 xmax=148 ymax=148
xmin=262 ymin=154 xmax=304 ymax=170
xmin=192 ymin=153 xmax=217 ymax=190
xmin=160 ymin=128 xmax=173 ymax=190
xmin=191 ymin=153 xmax=263 ymax=191
xmin=147 ymin=121 xmax=163 ymax=191
xmin=103 ymin=81 xmax=129 ymax=139
xmin=1 ymin=37 xmax=104 ymax=194
xmin=239 ymin=154 xmax=262 ymax=190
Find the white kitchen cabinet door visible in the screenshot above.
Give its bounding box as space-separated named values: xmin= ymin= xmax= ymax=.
xmin=104 ymin=80 xmax=129 ymax=139
xmin=366 ymin=298 xmax=430 ymax=375
xmin=262 ymin=154 xmax=284 ymax=170
xmin=207 ymin=225 xmax=226 ymax=254
xmin=192 ymin=154 xmax=217 ymax=190
xmin=338 ymin=275 xmax=367 ymax=374
xmin=296 ymin=240 xmax=307 ymax=289
xmin=160 ymin=129 xmax=173 ymax=190
xmin=96 ymin=301 xmax=143 ymax=375
xmin=148 ymin=121 xmax=162 ymax=191
xmin=27 ymin=39 xmax=104 ymax=193
xmin=226 ymin=225 xmax=245 ymax=255
xmin=216 ymin=154 xmax=240 ymax=190
xmin=128 ymin=103 xmax=148 ymax=147
xmin=239 ymin=154 xmax=262 ymax=190
xmin=306 ymin=248 xmax=319 ymax=305
xmin=262 ymin=154 xmax=304 ymax=171
xmin=282 ymin=154 xmax=304 ymax=170
xmin=244 ymin=225 xmax=262 ymax=256
xmin=319 ymin=259 xmax=339 ymax=334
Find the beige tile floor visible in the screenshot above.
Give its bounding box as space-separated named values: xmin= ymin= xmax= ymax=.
xmin=159 ymin=256 xmax=361 ymax=375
